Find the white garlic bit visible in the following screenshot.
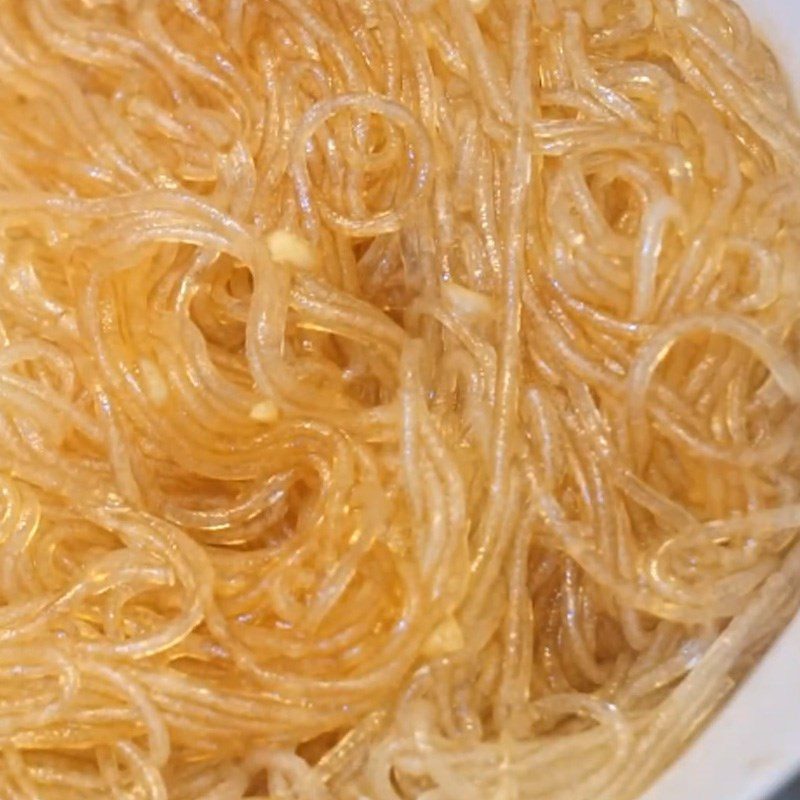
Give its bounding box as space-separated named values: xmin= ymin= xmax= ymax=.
xmin=442 ymin=281 xmax=493 ymax=317
xmin=422 ymin=614 xmax=465 ymax=658
xmin=266 ymin=230 xmax=318 ymax=271
xmin=139 ymin=358 xmax=168 ymax=407
xmin=250 ymin=400 xmax=280 ymax=423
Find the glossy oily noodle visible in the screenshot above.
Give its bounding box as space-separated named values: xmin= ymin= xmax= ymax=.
xmin=1 ymin=0 xmax=800 ymax=798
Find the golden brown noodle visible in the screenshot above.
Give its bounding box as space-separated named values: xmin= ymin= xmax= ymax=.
xmin=0 ymin=0 xmax=798 ymax=797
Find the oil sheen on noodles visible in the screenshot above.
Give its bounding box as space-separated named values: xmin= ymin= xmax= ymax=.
xmin=0 ymin=0 xmax=798 ymax=798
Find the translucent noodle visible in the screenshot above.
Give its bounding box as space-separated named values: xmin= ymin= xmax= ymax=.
xmin=0 ymin=0 xmax=797 ymax=798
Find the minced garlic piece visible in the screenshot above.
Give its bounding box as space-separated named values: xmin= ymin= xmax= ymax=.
xmin=249 ymin=400 xmax=280 ymax=423
xmin=442 ymin=281 xmax=493 ymax=317
xmin=422 ymin=614 xmax=464 ymax=658
xmin=266 ymin=230 xmax=318 ymax=271
xmin=139 ymin=358 xmax=168 ymax=407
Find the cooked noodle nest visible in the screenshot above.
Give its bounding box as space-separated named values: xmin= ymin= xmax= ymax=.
xmin=0 ymin=0 xmax=797 ymax=798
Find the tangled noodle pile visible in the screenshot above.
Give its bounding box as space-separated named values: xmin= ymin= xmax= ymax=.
xmin=0 ymin=0 xmax=799 ymax=797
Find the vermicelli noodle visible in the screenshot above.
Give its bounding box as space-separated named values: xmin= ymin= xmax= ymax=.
xmin=0 ymin=0 xmax=798 ymax=798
